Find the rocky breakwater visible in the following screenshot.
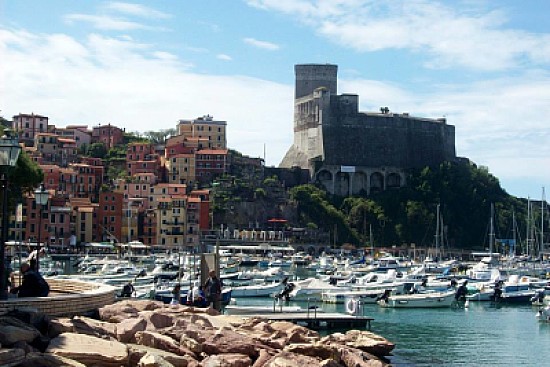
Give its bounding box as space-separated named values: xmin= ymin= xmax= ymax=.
xmin=0 ymin=299 xmax=395 ymax=367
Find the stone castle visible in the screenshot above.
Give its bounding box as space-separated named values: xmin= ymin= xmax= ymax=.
xmin=280 ymin=64 xmax=456 ymax=196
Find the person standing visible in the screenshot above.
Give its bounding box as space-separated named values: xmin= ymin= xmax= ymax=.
xmin=204 ymin=270 xmax=222 ymax=311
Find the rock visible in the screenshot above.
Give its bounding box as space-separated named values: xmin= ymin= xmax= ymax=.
xmin=252 ymin=349 xmax=276 ymax=367
xmin=200 ymin=353 xmax=252 ymax=367
xmin=200 ymin=327 xmax=275 ymax=358
xmin=259 ymin=351 xmax=323 ymax=367
xmin=99 ymin=300 xmax=164 ymax=322
xmin=17 ymin=352 xmax=86 ymax=367
xmin=0 ymin=348 xmax=25 ymax=367
xmin=339 ymin=347 xmax=386 ymax=367
xmin=319 ymin=360 xmax=343 ymax=367
xmin=117 ymin=317 xmax=147 ymax=343
xmin=47 ymin=318 xmax=74 ymax=338
xmin=269 ymin=322 xmax=320 ymax=344
xmin=71 ymin=316 xmax=117 ymax=339
xmin=46 ymin=332 xmax=128 ymax=367
xmin=12 ymin=340 xmax=37 ymax=355
xmin=321 ymin=331 xmax=395 ymax=357
xmin=180 ymin=334 xmax=202 ymax=354
xmin=284 ymin=343 xmax=340 ymax=361
xmin=138 ymin=352 xmax=175 ymax=367
xmin=0 ymin=317 xmax=41 ymax=346
xmin=128 ymin=343 xmax=199 ymax=367
xmin=140 ymin=311 xmax=177 ymax=330
xmin=136 ymin=331 xmax=196 ymax=358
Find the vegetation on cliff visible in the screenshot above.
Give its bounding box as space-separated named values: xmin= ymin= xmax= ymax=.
xmin=291 ymin=161 xmax=531 ymax=250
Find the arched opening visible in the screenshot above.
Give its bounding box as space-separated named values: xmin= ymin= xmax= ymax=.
xmin=370 ymin=172 xmax=384 ymax=194
xmin=386 ymin=173 xmax=402 ymax=188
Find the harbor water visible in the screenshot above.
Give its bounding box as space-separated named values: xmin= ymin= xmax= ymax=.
xmin=233 ymin=297 xmax=550 ymax=366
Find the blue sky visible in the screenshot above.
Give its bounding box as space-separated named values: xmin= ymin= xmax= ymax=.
xmin=1 ymin=0 xmax=549 ymax=199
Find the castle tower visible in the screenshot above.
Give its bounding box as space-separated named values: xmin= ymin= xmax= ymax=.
xmin=294 ymin=64 xmax=338 ymax=99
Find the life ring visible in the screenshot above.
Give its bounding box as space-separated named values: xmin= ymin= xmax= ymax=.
xmin=345 ymin=298 xmax=358 ymax=314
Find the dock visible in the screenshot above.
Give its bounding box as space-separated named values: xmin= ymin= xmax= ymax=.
xmin=232 ymin=311 xmax=373 ymax=330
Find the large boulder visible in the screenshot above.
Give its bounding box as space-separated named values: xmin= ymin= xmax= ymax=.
xmin=140 ymin=311 xmax=177 ymax=330
xmin=16 ymin=352 xmax=86 ymax=367
xmin=46 ymin=332 xmax=128 ymax=367
xmin=0 ymin=348 xmax=25 ymax=367
xmin=46 ymin=318 xmax=74 ymax=338
xmin=135 ymin=331 xmax=196 ymax=358
xmin=127 ymin=344 xmax=199 ymax=367
xmin=200 ymin=353 xmax=252 ymax=367
xmin=284 ymin=343 xmax=340 ymax=361
xmin=0 ymin=317 xmax=41 ymax=346
xmin=99 ymin=300 xmax=163 ymax=322
xmin=320 ymin=330 xmax=395 ymax=357
xmin=339 ymin=347 xmax=387 ymax=367
xmin=137 ymin=352 xmax=175 ymax=367
xmin=71 ymin=316 xmax=117 ymax=339
xmin=256 ymin=351 xmax=323 ymax=367
xmin=268 ymin=322 xmax=320 ymax=344
xmin=199 ymin=327 xmax=276 ymax=358
xmin=117 ymin=317 xmax=148 ymax=343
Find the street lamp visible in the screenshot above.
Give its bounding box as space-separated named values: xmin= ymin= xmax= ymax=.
xmin=34 ymin=183 xmax=49 ymax=273
xmin=0 ymin=130 xmax=21 ymax=300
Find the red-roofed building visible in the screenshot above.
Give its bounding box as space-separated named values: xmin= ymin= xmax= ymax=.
xmin=13 ymin=113 xmax=49 ymax=146
xmin=92 ymin=124 xmax=124 ymax=149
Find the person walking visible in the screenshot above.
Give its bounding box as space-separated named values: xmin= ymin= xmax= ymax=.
xmin=204 ymin=270 xmax=223 ymax=311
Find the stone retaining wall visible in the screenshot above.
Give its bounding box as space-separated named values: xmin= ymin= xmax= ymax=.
xmin=0 ymin=279 xmax=117 ymax=317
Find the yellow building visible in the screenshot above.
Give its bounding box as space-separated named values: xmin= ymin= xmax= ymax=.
xmin=177 ymin=115 xmax=226 ymax=149
xmin=166 ymin=153 xmax=196 ymax=185
xmin=157 ymin=196 xmax=187 ymax=250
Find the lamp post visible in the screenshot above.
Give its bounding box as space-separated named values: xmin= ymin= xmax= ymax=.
xmin=34 ymin=183 xmax=49 ymax=273
xmin=0 ymin=131 xmax=21 ymax=300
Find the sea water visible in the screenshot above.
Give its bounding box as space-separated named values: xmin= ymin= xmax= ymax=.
xmin=234 ymin=297 xmax=550 ymax=366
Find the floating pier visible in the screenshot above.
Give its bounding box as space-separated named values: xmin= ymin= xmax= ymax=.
xmin=234 ymin=311 xmax=373 ymax=330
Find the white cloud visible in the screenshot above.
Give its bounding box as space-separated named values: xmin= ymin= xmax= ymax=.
xmin=243 ymin=37 xmax=280 ymax=51
xmin=247 ymin=0 xmax=550 ymax=71
xmin=104 ymin=2 xmax=171 ymax=19
xmin=0 ymin=28 xmax=292 ymax=166
xmin=64 ymin=13 xmax=157 ymax=31
xmin=217 ymin=53 xmax=232 ymax=61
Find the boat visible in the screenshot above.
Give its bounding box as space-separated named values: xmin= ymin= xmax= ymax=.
xmin=230 ymin=282 xmax=284 ymax=298
xmin=286 ymin=278 xmax=344 ymax=301
xmin=321 ymin=289 xmax=389 ymax=304
xmin=377 ymin=290 xmax=457 ymax=308
xmin=224 ymin=304 xmax=316 ymax=315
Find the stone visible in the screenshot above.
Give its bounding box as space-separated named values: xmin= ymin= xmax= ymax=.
xmin=260 ymin=351 xmax=323 ymax=367
xmin=200 ymin=353 xmax=252 ymax=367
xmin=47 ymin=317 xmax=74 ymax=338
xmin=46 ymin=332 xmax=128 ymax=367
xmin=71 ymin=316 xmax=117 ymax=339
xmin=140 ymin=310 xmax=177 ymax=330
xmin=180 ymin=334 xmax=202 ymax=354
xmin=17 ymin=352 xmax=87 ymax=367
xmin=0 ymin=348 xmax=25 ymax=367
xmin=128 ymin=343 xmax=199 ymax=367
xmin=12 ymin=340 xmax=37 ymax=355
xmin=117 ymin=317 xmax=147 ymax=343
xmin=251 ymin=349 xmax=275 ymax=367
xmin=269 ymin=322 xmax=320 ymax=344
xmin=0 ymin=317 xmax=41 ymax=346
xmin=136 ymin=331 xmax=196 ymax=358
xmin=339 ymin=347 xmax=386 ymax=367
xmin=319 ymin=360 xmax=342 ymax=367
xmin=284 ymin=343 xmax=340 ymax=361
xmin=200 ymin=327 xmax=275 ymax=358
xmin=138 ymin=352 xmax=175 ymax=367
xmin=320 ymin=331 xmax=395 ymax=357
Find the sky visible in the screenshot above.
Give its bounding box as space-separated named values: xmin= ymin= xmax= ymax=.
xmin=1 ymin=0 xmax=549 ymax=199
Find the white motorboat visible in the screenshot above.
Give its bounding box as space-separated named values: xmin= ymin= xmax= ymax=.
xmin=287 ymin=278 xmax=344 ymax=301
xmin=224 ymin=304 xmax=316 ymax=315
xmin=377 ymin=290 xmax=457 ymax=308
xmin=230 ymin=282 xmax=284 ymax=298
xmin=321 ymin=289 xmax=389 ymax=304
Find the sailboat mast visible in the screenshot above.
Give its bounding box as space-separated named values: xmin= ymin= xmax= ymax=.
xmin=526 ymin=198 xmax=531 ymax=257
xmin=435 ymin=204 xmax=440 ymax=260
xmin=369 ymin=224 xmax=374 ymax=256
xmin=489 ymin=203 xmax=495 ymax=255
xmin=512 ymin=210 xmax=516 ymax=256
xmin=542 ymin=187 xmax=546 ymax=258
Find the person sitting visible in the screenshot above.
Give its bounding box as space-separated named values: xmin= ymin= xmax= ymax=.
xmin=193 ymin=285 xmax=207 ymax=307
xmin=121 ymin=281 xmax=135 ymax=297
xmin=10 ymin=263 xmax=49 ymax=297
xmin=186 ymin=285 xmax=194 ymax=305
